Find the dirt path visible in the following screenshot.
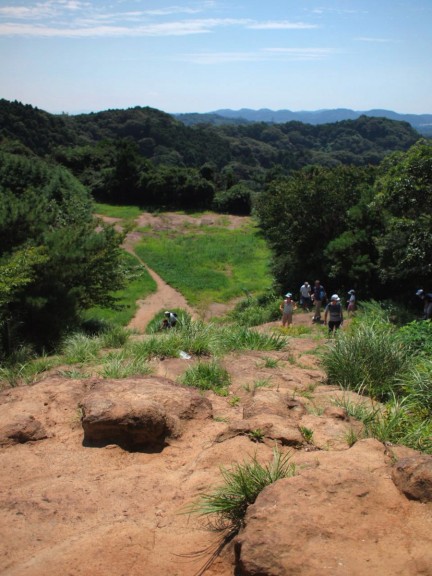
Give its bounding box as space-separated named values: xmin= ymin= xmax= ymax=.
xmin=127 ymin=254 xmax=196 ymax=332
xmin=104 ymin=212 xmax=248 ymax=332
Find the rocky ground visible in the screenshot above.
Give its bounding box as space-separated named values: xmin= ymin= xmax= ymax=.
xmin=1 ymin=213 xmax=431 ymax=576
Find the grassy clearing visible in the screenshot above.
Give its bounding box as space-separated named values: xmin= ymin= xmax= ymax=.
xmin=94 ymin=202 xmax=143 ymax=221
xmin=133 ymin=223 xmax=272 ymax=307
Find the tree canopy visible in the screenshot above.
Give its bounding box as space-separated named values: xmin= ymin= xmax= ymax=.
xmin=0 ymin=150 xmax=125 ymax=355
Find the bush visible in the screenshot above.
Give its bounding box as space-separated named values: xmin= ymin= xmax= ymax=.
xmin=212 ymin=183 xmax=252 ymax=215
xmin=228 ymin=292 xmax=280 ymax=327
xmin=397 ymin=320 xmax=432 ymax=356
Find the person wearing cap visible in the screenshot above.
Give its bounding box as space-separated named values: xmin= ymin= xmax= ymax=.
xmin=347 ymin=289 xmax=356 ymax=317
xmin=280 ymin=292 xmax=296 ymax=327
xmin=324 ymin=294 xmax=344 ymax=334
xmin=161 ymin=310 xmax=178 ymax=329
xmin=416 ymin=290 xmax=432 ymax=320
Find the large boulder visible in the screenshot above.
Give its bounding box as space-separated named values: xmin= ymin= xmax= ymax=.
xmin=235 ymin=439 xmax=432 ymax=575
xmin=80 ymin=376 xmax=212 ymax=449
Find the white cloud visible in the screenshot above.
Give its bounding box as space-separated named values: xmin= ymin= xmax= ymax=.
xmin=179 ymin=47 xmax=334 ymax=64
xmin=0 ymin=1 xmax=318 ymax=38
xmin=247 ymin=21 xmax=318 ymax=30
xmin=356 ymin=37 xmax=392 ymax=43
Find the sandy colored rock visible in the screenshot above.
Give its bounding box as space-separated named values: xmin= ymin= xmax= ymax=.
xmin=0 ymin=413 xmax=47 ymax=446
xmin=392 ymin=454 xmax=432 ymax=502
xmin=235 ymin=439 xmax=432 ymax=576
xmin=80 ymin=377 xmax=212 ymax=448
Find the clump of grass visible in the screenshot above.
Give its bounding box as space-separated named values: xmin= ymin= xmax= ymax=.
xmin=99 ymin=325 xmax=131 ymax=348
xmin=179 ymin=360 xmax=231 ymax=396
xmin=223 ymin=326 xmax=287 ymax=352
xmin=258 ymin=356 xmax=280 ymax=369
xmin=332 ymin=394 xmax=432 ymax=454
xmin=321 ymin=320 xmax=411 ymax=401
xmin=61 ymin=333 xmax=102 ymax=364
xmin=228 ymin=292 xmax=280 ymax=327
xmin=248 ymin=428 xmax=264 ymax=442
xmin=244 ymin=377 xmax=272 ymax=393
xmin=0 ymin=353 xmax=59 ymax=389
xmin=57 ymin=369 xmax=92 ymax=379
xmin=397 ymin=358 xmax=432 ymax=417
xmin=228 ymin=395 xmax=241 ymax=407
xmin=187 ymin=449 xmax=296 ymax=535
xmin=299 ymin=426 xmax=314 ymax=443
xmin=98 ymin=352 xmax=153 ymax=378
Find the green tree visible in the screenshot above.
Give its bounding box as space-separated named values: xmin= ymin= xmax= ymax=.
xmin=0 ymin=151 xmax=125 ymax=353
xmin=373 ymin=140 xmax=432 ymax=292
xmin=256 ymin=165 xmax=373 ymax=291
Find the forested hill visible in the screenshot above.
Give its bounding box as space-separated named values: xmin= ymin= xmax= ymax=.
xmin=0 ymin=98 xmax=420 ymax=170
xmin=184 ymin=108 xmax=432 ymax=137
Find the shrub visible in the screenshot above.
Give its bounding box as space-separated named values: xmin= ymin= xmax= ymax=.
xmin=397 ymin=320 xmax=432 ymax=356
xmin=228 ymin=292 xmax=280 ymax=327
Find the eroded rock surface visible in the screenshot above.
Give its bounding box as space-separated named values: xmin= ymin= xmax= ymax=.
xmin=235 ymin=439 xmax=432 ymax=576
xmin=392 ymin=453 xmax=432 ymax=502
xmin=80 ymin=377 xmax=212 ymax=448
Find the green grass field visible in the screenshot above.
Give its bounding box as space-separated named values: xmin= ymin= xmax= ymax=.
xmin=133 ymin=223 xmax=273 ymax=306
xmin=93 ymin=202 xmax=143 ymax=221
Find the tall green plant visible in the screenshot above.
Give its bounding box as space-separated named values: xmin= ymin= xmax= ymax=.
xmin=321 ymin=320 xmax=411 ymax=401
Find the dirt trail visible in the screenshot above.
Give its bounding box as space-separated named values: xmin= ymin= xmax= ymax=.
xmin=107 ymin=212 xmax=247 ymax=332
xmin=127 ymin=253 xmax=197 ymax=332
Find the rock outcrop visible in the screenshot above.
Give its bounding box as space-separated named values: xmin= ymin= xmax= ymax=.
xmin=235 ymin=439 xmax=432 ymax=576
xmin=80 ymin=377 xmax=212 ymax=449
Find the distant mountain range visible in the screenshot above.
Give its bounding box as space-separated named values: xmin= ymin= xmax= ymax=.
xmin=175 ymin=108 xmax=432 ymax=136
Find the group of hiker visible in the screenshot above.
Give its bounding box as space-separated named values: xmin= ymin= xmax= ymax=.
xmin=280 ymin=280 xmax=356 ymax=334
xmin=281 ymin=282 xmax=432 ymax=332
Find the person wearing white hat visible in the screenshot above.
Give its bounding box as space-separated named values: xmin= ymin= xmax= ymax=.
xmin=324 ymin=294 xmax=343 ymax=334
xmin=347 ymin=289 xmax=356 ymax=317
xmin=280 ymin=292 xmax=296 ymax=327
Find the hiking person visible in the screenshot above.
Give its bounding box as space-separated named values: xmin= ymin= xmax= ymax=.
xmin=416 ymin=290 xmax=432 ymax=320
xmin=347 ymin=289 xmax=356 ymax=316
xmin=324 ymin=294 xmax=344 ymax=334
xmin=311 ymin=280 xmax=326 ymax=323
xmin=161 ymin=311 xmax=178 ymax=329
xmin=299 ymin=281 xmax=312 ymax=311
xmin=280 ymin=293 xmax=296 ymax=327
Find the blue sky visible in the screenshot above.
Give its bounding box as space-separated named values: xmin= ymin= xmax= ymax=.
xmin=0 ymin=0 xmax=431 ymax=114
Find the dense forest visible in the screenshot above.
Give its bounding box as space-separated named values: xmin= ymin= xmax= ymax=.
xmin=0 ymin=98 xmax=431 ymax=357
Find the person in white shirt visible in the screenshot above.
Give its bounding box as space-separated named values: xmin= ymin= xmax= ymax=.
xmin=299 ymin=281 xmax=312 ymax=311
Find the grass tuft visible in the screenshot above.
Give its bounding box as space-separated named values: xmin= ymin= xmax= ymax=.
xmin=186 ymin=448 xmax=296 ymax=535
